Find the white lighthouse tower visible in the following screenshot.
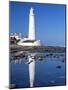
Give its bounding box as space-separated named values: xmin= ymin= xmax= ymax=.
xmin=28 ymin=8 xmax=35 ymax=40
xmin=17 ymin=8 xmax=41 ymax=46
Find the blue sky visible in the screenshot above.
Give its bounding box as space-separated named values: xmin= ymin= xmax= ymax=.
xmin=9 ymin=1 xmax=66 ymax=47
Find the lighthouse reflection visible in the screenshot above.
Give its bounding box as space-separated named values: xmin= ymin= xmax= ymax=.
xmin=27 ymin=52 xmax=45 ymax=87
xmin=28 ymin=53 xmax=35 ymax=87
xmin=10 ymin=52 xmax=45 ymax=88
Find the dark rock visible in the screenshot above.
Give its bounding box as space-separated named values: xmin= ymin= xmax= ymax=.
xmin=56 ymin=65 xmax=62 ymax=69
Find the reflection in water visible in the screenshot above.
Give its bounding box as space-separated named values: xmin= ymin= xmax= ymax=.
xmin=28 ymin=53 xmax=35 ymax=87
xmin=10 ymin=52 xmax=65 ymax=88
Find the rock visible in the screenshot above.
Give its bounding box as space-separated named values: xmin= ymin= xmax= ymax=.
xmin=56 ymin=65 xmax=62 ymax=69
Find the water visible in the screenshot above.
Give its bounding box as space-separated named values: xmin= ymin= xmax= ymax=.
xmin=10 ymin=52 xmax=66 ymax=88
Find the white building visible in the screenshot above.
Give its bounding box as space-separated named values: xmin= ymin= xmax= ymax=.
xmin=10 ymin=32 xmax=22 ymax=40
xmin=17 ymin=8 xmax=41 ymax=46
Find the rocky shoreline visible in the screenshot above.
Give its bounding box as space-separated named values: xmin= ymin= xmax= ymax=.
xmin=10 ymin=45 xmax=66 ymax=53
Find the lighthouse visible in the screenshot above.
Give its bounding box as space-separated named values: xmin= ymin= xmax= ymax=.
xmin=28 ymin=8 xmax=35 ymax=40
xmin=17 ymin=7 xmax=41 ymax=46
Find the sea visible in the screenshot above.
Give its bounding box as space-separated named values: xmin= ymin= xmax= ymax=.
xmin=10 ymin=52 xmax=66 ymax=88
